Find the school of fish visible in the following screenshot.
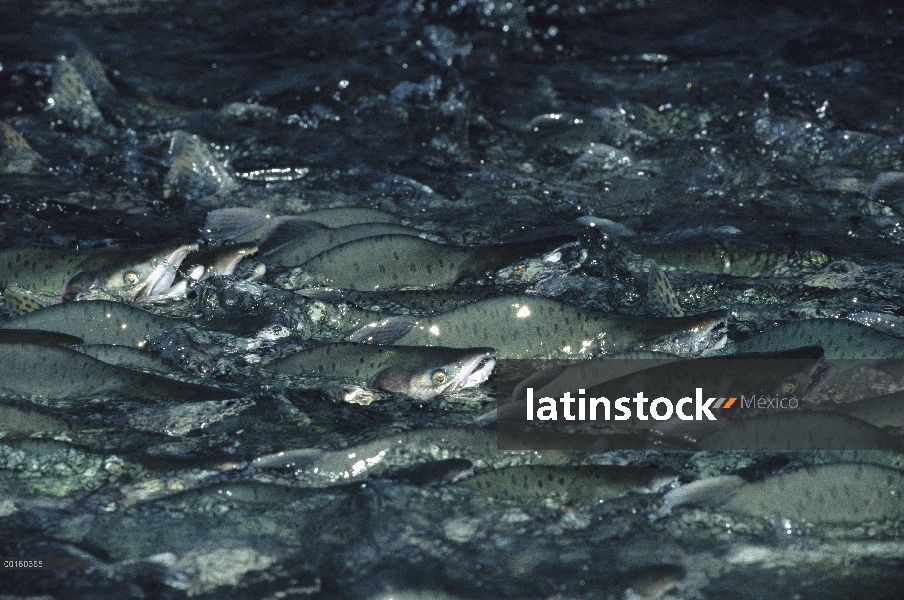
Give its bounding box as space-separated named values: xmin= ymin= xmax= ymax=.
xmin=2 ymin=2 xmax=904 ymax=598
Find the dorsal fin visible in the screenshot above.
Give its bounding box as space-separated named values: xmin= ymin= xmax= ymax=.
xmin=647 ymin=261 xmax=685 ymax=317
xmin=204 ymin=207 xmax=271 ymax=242
xmin=257 ymin=217 xmax=327 ymax=253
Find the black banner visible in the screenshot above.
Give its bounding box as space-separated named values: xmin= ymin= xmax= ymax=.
xmin=495 ymin=349 xmax=904 ymax=451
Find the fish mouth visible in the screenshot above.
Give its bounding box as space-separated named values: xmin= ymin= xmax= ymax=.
xmin=178 ymin=242 xmax=260 ymax=282
xmin=449 ymin=348 xmax=498 ymax=392
xmin=143 ymin=244 xmax=198 ymax=299
xmin=210 ymin=243 xmax=259 ymax=276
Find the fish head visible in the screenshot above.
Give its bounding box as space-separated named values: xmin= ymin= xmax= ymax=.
xmin=62 ymin=243 xmax=198 ymax=302
xmin=369 ymin=347 xmax=497 ymax=400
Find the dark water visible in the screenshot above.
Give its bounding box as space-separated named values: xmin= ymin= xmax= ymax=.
xmin=2 ymin=0 xmax=904 ymax=597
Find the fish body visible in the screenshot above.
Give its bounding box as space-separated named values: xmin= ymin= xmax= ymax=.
xmin=0 ymin=404 xmax=74 ymax=436
xmin=298 ymin=207 xmax=404 ymax=227
xmin=263 ymin=223 xmax=435 ymax=266
xmin=76 ymin=344 xmax=185 ymax=376
xmin=695 ymin=411 xmax=901 ymax=450
xmin=621 ymin=240 xmax=828 ymax=277
xmin=511 ymin=351 xmax=683 ymax=404
xmin=576 ymin=346 xmax=823 ymax=431
xmin=458 ymin=465 xmax=677 ymax=508
xmin=299 ymin=288 xmax=493 ymax=315
xmin=267 ymin=342 xmax=496 ymax=400
xmin=0 ymin=243 xmax=197 ymax=313
xmin=387 ymin=458 xmax=476 ymax=485
xmin=385 ymin=295 xmax=727 ymax=359
xmin=0 ymin=248 xmax=88 ymax=299
xmin=288 ymin=234 xmax=574 ymax=290
xmin=252 ymin=426 xmax=574 ymax=482
xmin=0 ymin=329 xmax=83 ymax=346
xmin=834 ymin=391 xmax=904 ymax=428
xmin=721 ymin=463 xmax=904 ymax=524
xmin=0 ymin=343 xmax=238 ymax=402
xmin=203 ymin=206 xmax=402 ymax=244
xmin=732 ymin=318 xmax=904 ymax=359
xmin=0 ymin=300 xmax=180 ymax=346
xmin=500 ymin=347 xmax=823 ymax=436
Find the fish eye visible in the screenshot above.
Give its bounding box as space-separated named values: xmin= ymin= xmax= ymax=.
xmin=781 ymin=379 xmax=796 ymax=395
xmin=431 ymin=369 xmax=447 ymax=385
xmin=123 ymin=271 xmax=141 ymax=286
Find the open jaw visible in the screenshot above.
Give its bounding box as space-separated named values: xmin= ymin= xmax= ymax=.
xmin=144 ymin=244 xmax=199 ymax=299
xmin=453 ymin=348 xmax=498 ymax=391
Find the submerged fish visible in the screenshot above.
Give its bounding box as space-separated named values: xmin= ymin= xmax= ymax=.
xmin=731 ymin=318 xmax=904 ymax=359
xmin=252 ymin=426 xmax=574 ymax=482
xmin=500 ymin=347 xmax=823 ymax=438
xmin=364 ymin=295 xmax=727 ymax=359
xmin=0 ymin=300 xmax=181 ymax=346
xmin=722 ymin=463 xmax=904 ymax=524
xmin=581 ymin=347 xmax=823 ymax=430
xmin=76 ymin=344 xmax=186 ymax=376
xmin=267 ymin=342 xmax=496 ymax=400
xmin=695 ymin=411 xmax=901 ymax=451
xmin=0 ymin=329 xmax=83 ymax=346
xmin=298 ymin=288 xmax=493 ymax=315
xmin=834 ymin=391 xmax=904 ymax=428
xmin=203 ymin=206 xmax=402 ymax=244
xmin=661 ymin=463 xmax=904 ymax=525
xmin=868 ymin=171 xmax=904 ymax=203
xmin=0 ymin=343 xmax=238 ymax=402
xmin=458 ymin=465 xmax=677 ymax=508
xmin=0 ymin=243 xmax=197 ymax=314
xmin=0 ymin=404 xmax=74 ymax=436
xmin=263 ymin=223 xmax=437 ymax=267
xmin=620 ymin=239 xmax=828 ymax=277
xmin=285 ymin=234 xmax=575 ymax=290
xmin=510 ymin=351 xmax=683 ymax=404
